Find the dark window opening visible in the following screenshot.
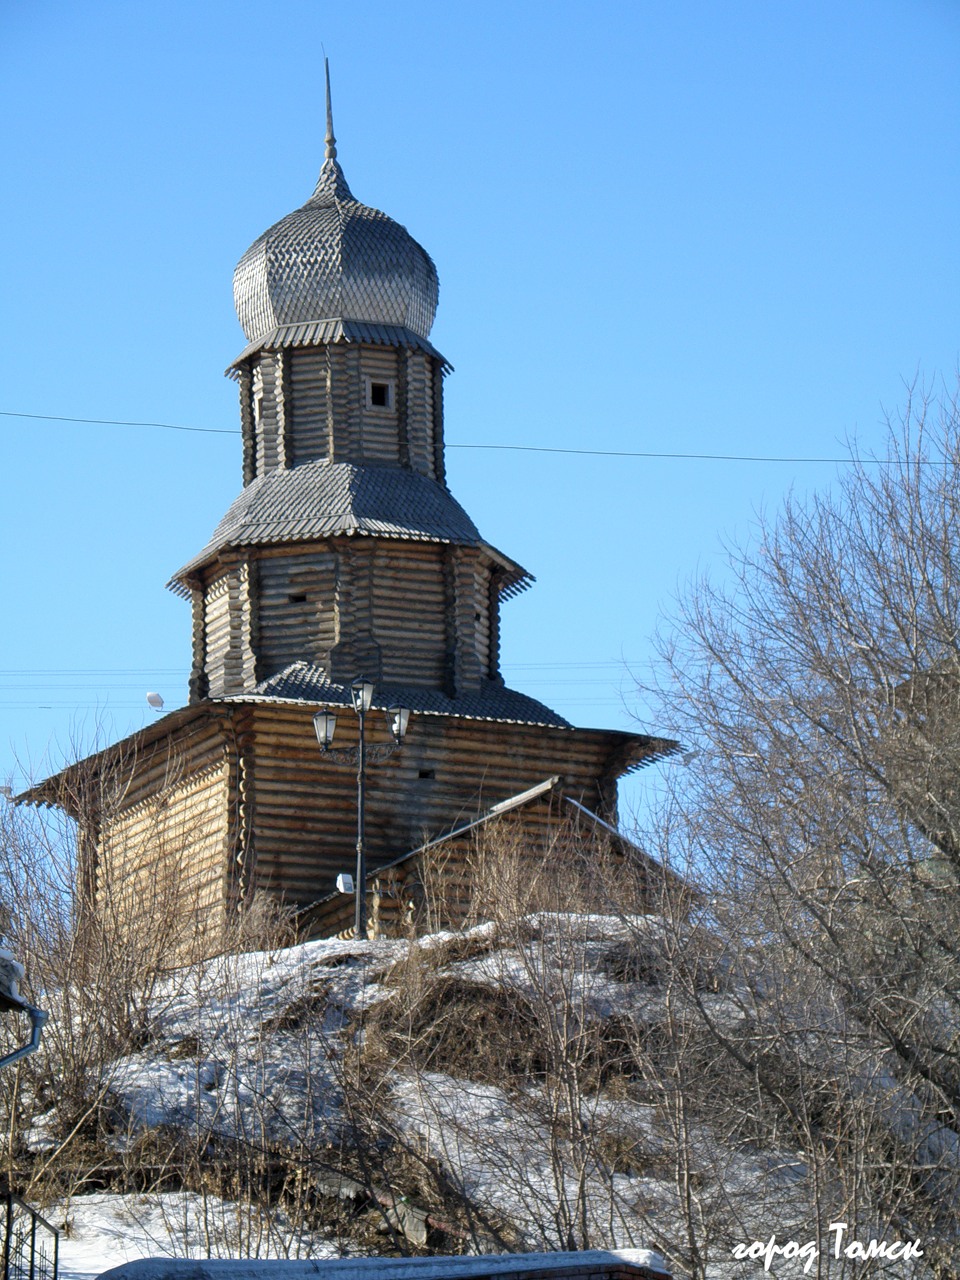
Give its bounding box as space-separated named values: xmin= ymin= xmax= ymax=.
xmin=370 ymin=381 xmax=390 ymax=408
xmin=288 ymin=593 xmax=307 ymax=604
xmin=418 ymin=768 xmax=435 ymax=780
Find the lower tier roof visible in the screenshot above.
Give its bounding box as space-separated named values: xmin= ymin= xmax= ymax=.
xmin=170 ymin=462 xmax=529 ymax=596
xmin=240 ymin=662 xmax=572 ymax=728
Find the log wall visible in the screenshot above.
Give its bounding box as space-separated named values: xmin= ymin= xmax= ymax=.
xmin=239 ymin=344 xmax=443 ymax=481
xmin=67 ymin=704 xmax=662 ymax=954
xmin=358 ymin=347 xmax=400 ymax=465
xmin=257 ymin=550 xmax=337 ymax=676
xmin=287 ymin=349 xmax=330 ymax=465
xmin=373 ymin=543 xmax=447 ymax=687
xmin=244 ymin=703 xmax=634 ymax=915
xmin=193 ymin=520 xmax=503 ymax=704
xmin=196 ymin=524 xmax=505 ymax=701
xmin=203 ymin=573 xmax=232 ymax=698
xmin=315 ymin=798 xmax=666 ymax=941
xmin=252 ymin=356 xmax=283 ymax=475
xmin=406 ymin=349 xmax=436 ymax=477
xmin=202 ymin=563 xmax=256 ymax=696
xmin=94 ymin=718 xmax=231 ymax=960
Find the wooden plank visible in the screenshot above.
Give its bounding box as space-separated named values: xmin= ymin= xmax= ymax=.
xmin=288 ymin=348 xmax=330 ymax=464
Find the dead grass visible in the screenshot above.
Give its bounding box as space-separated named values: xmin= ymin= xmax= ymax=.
xmin=362 ymin=975 xmax=548 ymax=1085
xmin=592 ymin=1123 xmax=671 ymax=1178
xmin=260 ymin=984 xmax=331 ymax=1033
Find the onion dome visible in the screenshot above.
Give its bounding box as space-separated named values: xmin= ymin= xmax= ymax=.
xmin=233 ymin=66 xmax=439 ymax=344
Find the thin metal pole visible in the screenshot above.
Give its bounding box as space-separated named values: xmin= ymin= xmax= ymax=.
xmin=355 ymin=703 xmax=367 ymax=940
xmin=3 ymin=1192 xmax=12 ymax=1280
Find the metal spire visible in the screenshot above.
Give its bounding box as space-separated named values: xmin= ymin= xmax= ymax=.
xmin=324 ymin=57 xmax=337 ymax=161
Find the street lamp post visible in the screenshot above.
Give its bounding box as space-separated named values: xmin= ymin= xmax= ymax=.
xmin=313 ymin=679 xmax=410 ymax=940
xmin=351 ymin=677 xmax=372 ymax=940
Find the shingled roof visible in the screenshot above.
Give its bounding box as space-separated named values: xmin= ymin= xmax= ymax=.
xmin=233 ymin=156 xmax=440 ymax=345
xmin=227 ymin=319 xmax=450 ymax=376
xmin=169 ymin=462 xmax=531 ymax=594
xmin=237 ymin=662 xmax=573 ymax=728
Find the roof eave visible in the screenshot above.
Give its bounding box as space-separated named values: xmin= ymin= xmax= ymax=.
xmin=225 ymin=319 xmax=452 ymax=377
xmin=13 ymin=703 xmax=217 ymax=812
xmin=168 ymin=530 xmax=531 ymax=599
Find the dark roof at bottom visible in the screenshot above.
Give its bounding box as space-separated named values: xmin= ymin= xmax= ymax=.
xmin=234 ymin=662 xmax=573 ymax=728
xmin=16 ymin=679 xmax=679 ymax=810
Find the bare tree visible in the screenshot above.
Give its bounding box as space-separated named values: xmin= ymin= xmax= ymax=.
xmin=340 ymin=820 xmax=736 ymax=1272
xmin=641 ymin=383 xmax=960 ymax=1272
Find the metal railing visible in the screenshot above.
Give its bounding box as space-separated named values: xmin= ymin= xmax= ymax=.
xmin=0 ymin=1194 xmax=58 ymax=1280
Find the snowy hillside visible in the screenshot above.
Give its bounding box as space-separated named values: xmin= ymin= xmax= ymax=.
xmin=15 ymin=916 xmax=808 ymax=1274
xmin=18 ymin=912 xmax=909 ymax=1279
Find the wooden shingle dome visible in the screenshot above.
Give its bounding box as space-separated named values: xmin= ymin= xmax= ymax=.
xmin=233 ymin=139 xmax=439 ymax=344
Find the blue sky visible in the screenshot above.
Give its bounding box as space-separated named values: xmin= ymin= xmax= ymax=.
xmin=2 ymin=0 xmax=959 ymax=816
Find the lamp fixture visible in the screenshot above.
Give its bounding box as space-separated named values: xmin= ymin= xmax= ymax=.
xmin=388 ymin=706 xmax=410 ymax=745
xmin=350 ymin=677 xmax=376 ymax=714
xmin=313 ymin=709 xmax=338 ymax=750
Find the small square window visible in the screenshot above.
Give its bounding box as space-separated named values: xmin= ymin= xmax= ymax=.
xmin=365 ymin=377 xmax=395 ymax=411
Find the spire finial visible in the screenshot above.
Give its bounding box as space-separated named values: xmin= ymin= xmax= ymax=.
xmin=324 ymin=57 xmax=337 ymax=161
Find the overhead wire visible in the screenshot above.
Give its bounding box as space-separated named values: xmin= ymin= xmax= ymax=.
xmin=0 ymin=410 xmax=236 ymax=436
xmin=0 ymin=408 xmax=889 ymax=464
xmin=0 ymin=661 xmax=637 ymax=683
xmin=0 ymin=659 xmax=639 ymax=712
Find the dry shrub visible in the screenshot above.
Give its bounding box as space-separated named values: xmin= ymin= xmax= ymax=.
xmin=414 ymin=929 xmax=502 ymax=970
xmin=0 ymin=741 xmax=299 ymax=1205
xmin=592 ymin=1124 xmax=676 ymax=1180
xmin=260 ymin=985 xmax=331 ymax=1034
xmin=599 ymin=938 xmax=670 ymax=986
xmin=363 ymin=976 xmax=548 ymax=1085
xmin=167 ymin=1034 xmax=204 ymax=1061
xmin=363 ymin=818 xmax=678 ymax=1096
xmin=224 ymin=891 xmax=299 ymax=957
xmin=467 ymin=817 xmax=653 ymax=926
xmin=416 ymin=810 xmax=661 ymax=939
xmin=599 ymin=930 xmax=725 ymax=994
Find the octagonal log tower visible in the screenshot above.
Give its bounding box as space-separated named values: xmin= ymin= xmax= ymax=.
xmin=23 ymin=72 xmax=677 ymax=952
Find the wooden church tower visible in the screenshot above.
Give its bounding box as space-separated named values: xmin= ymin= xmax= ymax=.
xmin=27 ymin=72 xmax=675 ymax=947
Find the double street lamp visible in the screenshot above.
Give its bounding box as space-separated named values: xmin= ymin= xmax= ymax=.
xmin=313 ymin=678 xmax=410 ymax=939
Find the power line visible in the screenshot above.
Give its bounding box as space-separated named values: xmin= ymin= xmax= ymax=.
xmin=0 ymin=678 xmax=628 ymax=695
xmin=0 ymin=669 xmax=184 ymax=676
xmin=0 ymin=410 xmax=237 ymax=436
xmin=451 ymin=443 xmax=862 ymax=463
xmin=0 ymin=408 xmax=886 ymax=464
xmin=0 ymin=660 xmax=635 ymax=679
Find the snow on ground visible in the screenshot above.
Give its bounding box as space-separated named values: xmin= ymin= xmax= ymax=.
xmin=147 ymin=936 xmax=407 ymax=1044
xmin=34 ymin=916 xmax=874 ymax=1277
xmin=429 ymin=913 xmax=745 ymax=1030
xmin=389 ymin=1071 xmax=789 ymax=1257
xmin=105 ymin=936 xmax=407 ymax=1144
xmin=52 ymin=1192 xmax=344 ymax=1280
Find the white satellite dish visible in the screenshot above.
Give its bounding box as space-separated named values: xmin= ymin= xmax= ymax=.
xmin=146 ymin=692 xmax=164 ymax=711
